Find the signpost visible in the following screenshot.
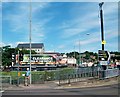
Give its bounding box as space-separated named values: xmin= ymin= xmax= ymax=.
xmin=102 ymin=40 xmax=106 ymax=44
xmin=98 ymin=50 xmax=111 ymax=65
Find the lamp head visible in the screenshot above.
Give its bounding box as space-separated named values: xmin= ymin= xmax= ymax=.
xmin=99 ymin=2 xmax=104 ymax=8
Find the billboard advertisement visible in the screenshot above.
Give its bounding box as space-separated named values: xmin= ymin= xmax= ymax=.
xmin=20 ymin=54 xmax=56 ymax=65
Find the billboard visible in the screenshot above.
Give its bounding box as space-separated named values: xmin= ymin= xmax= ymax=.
xmin=21 ymin=54 xmax=56 ymax=64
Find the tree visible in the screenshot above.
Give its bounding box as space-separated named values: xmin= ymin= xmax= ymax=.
xmin=2 ymin=46 xmax=15 ymax=67
xmin=18 ymin=49 xmax=37 ymax=54
xmin=2 ymin=46 xmax=37 ymax=67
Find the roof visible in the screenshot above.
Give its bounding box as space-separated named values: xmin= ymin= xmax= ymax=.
xmin=17 ymin=43 xmax=44 ymax=49
xmin=43 ymin=52 xmax=60 ymax=55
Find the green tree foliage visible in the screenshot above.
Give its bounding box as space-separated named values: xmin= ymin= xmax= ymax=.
xmin=110 ymin=51 xmax=120 ymax=55
xmin=65 ymin=51 xmax=98 ymax=63
xmin=18 ymin=48 xmax=37 ymax=54
xmin=2 ymin=46 xmax=15 ymax=67
xmin=2 ymin=46 xmax=37 ymax=67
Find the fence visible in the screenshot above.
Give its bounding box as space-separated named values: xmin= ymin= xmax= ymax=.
xmin=1 ymin=67 xmax=119 ymax=86
xmin=57 ymin=68 xmax=119 ymax=85
xmin=0 ymin=76 xmax=12 ymax=90
xmin=104 ymin=68 xmax=119 ymax=78
xmin=58 ymin=68 xmax=99 ymax=85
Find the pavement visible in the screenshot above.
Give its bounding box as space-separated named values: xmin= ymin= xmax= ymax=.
xmin=2 ymin=76 xmax=119 ymax=90
xmin=59 ymin=77 xmax=119 ymax=89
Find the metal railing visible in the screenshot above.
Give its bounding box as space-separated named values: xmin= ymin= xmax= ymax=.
xmin=1 ymin=67 xmax=119 ymax=86
xmin=0 ymin=76 xmax=12 ymax=84
xmin=0 ymin=76 xmax=12 ymax=90
xmin=57 ymin=68 xmax=119 ymax=85
xmin=58 ymin=70 xmax=99 ymax=85
xmin=104 ymin=68 xmax=119 ymax=78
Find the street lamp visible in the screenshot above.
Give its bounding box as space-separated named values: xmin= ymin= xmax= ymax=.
xmin=29 ymin=0 xmax=32 ymax=84
xmin=78 ymin=33 xmax=90 ymax=66
xmin=17 ymin=50 xmax=20 ymax=86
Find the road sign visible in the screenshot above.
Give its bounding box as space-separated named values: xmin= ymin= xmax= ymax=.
xmin=99 ymin=61 xmax=108 ymax=65
xmin=102 ymin=40 xmax=106 ymax=44
xmin=98 ymin=50 xmax=111 ymax=61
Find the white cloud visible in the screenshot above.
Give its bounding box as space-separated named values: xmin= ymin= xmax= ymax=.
xmin=0 ymin=42 xmax=5 ymax=47
xmin=0 ymin=42 xmax=14 ymax=47
xmin=2 ymin=0 xmax=119 ymax=2
xmin=62 ymin=28 xmax=85 ymax=38
xmin=61 ymin=2 xmax=117 ymax=40
xmin=3 ymin=2 xmax=50 ymax=43
xmin=59 ymin=2 xmax=118 ymax=53
xmin=58 ymin=45 xmax=65 ymax=49
xmin=74 ymin=29 xmax=117 ymax=48
xmin=3 ymin=2 xmax=118 ymax=53
xmin=16 ymin=41 xmax=29 ymax=44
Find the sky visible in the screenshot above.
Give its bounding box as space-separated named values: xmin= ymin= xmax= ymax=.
xmin=1 ymin=1 xmax=119 ymax=53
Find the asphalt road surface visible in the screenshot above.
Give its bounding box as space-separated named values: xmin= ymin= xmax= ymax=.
xmin=2 ymin=84 xmax=119 ymax=96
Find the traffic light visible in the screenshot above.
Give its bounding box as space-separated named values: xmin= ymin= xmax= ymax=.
xmin=19 ymin=53 xmax=23 ymax=61
xmin=12 ymin=53 xmax=16 ymax=62
xmin=12 ymin=53 xmax=16 ymax=65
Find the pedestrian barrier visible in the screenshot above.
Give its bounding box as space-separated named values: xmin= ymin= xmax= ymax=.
xmin=32 ymin=73 xmax=45 ymax=84
xmin=57 ymin=68 xmax=100 ymax=85
xmin=104 ymin=68 xmax=119 ymax=78
xmin=1 ymin=67 xmax=119 ymax=86
xmin=0 ymin=76 xmax=12 ymax=85
xmin=57 ymin=68 xmax=119 ymax=85
xmin=0 ymin=76 xmax=12 ymax=90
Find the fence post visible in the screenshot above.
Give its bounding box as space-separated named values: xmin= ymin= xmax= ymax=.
xmin=68 ymin=74 xmax=70 ymax=84
xmin=10 ymin=76 xmax=11 ymax=84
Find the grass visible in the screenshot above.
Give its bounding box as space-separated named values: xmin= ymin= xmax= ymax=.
xmin=1 ymin=67 xmax=75 ymax=82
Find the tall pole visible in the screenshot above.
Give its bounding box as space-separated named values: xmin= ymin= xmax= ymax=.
xmin=29 ymin=0 xmax=32 ymax=84
xmin=79 ymin=39 xmax=81 ymax=66
xmin=99 ymin=2 xmax=104 ymax=50
xmin=74 ymin=45 xmax=75 ymax=58
xmin=17 ymin=50 xmax=19 ymax=86
xmin=79 ymin=33 xmax=89 ymax=66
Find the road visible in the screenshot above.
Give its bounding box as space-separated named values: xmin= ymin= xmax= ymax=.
xmin=2 ymin=84 xmax=119 ymax=96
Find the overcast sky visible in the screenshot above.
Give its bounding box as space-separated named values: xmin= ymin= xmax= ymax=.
xmin=1 ymin=1 xmax=118 ymax=53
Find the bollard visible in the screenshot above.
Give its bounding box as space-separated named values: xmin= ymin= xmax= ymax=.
xmin=68 ymin=74 xmax=70 ymax=84
xmin=58 ymin=76 xmax=60 ymax=86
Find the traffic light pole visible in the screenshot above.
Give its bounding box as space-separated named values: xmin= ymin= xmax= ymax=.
xmin=99 ymin=2 xmax=104 ymax=51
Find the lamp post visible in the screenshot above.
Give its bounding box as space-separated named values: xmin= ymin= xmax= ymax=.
xmin=17 ymin=50 xmax=20 ymax=86
xmin=79 ymin=33 xmax=90 ymax=66
xmin=29 ymin=0 xmax=32 ymax=84
xmin=78 ymin=39 xmax=81 ymax=66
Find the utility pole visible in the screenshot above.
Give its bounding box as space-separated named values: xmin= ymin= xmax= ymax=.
xmin=99 ymin=2 xmax=105 ymax=51
xmin=29 ymin=0 xmax=32 ymax=84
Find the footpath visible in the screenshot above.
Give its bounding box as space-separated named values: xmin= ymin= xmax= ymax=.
xmin=2 ymin=76 xmax=119 ymax=90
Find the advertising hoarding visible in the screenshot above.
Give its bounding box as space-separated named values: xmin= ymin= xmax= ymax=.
xmin=21 ymin=54 xmax=56 ymax=65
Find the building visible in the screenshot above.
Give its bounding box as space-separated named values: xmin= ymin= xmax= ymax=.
xmin=17 ymin=43 xmax=44 ymax=53
xmin=59 ymin=54 xmax=77 ymax=67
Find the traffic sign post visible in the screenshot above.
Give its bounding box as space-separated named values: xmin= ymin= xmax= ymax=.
xmin=98 ymin=50 xmax=111 ymax=79
xmin=102 ymin=40 xmax=106 ymax=44
xmin=98 ymin=50 xmax=111 ymax=65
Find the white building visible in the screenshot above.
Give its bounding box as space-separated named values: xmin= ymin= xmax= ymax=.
xmin=17 ymin=43 xmax=44 ymax=54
